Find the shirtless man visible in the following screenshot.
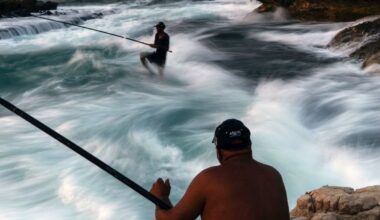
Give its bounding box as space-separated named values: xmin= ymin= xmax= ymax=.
xmin=140 ymin=22 xmax=170 ymax=76
xmin=150 ymin=119 xmax=290 ymax=220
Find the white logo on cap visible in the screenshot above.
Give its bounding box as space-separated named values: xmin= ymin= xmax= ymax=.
xmin=229 ymin=130 xmax=242 ymax=138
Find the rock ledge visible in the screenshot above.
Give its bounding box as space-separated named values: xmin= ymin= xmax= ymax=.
xmin=290 ymin=185 xmax=380 ymax=220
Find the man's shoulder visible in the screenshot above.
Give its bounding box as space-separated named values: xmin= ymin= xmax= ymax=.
xmin=202 ymin=165 xmax=221 ymax=173
xmin=195 ymin=166 xmax=221 ymax=180
xmin=192 ymin=166 xmax=219 ymax=179
xmin=254 ymin=159 xmax=276 ymax=170
xmin=189 ymin=166 xmax=221 ymax=189
xmin=254 ymin=160 xmax=283 ymax=179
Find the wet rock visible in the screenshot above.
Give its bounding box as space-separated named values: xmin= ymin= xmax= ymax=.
xmin=257 ymin=0 xmax=293 ymax=7
xmin=0 ymin=0 xmax=58 ymax=18
xmin=255 ymin=0 xmax=380 ymax=22
xmin=290 ymin=186 xmax=380 ymax=220
xmin=328 ymin=17 xmax=380 ymax=74
xmin=37 ymin=1 xmax=58 ymax=11
xmin=288 ymin=0 xmax=380 ymax=22
xmin=254 ymin=4 xmax=276 ymax=13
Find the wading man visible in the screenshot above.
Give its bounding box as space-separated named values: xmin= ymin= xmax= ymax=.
xmin=140 ymin=22 xmax=170 ymax=76
xmin=150 ymin=119 xmax=290 ymax=220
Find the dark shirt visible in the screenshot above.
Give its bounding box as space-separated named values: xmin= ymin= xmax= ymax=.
xmin=154 ymin=32 xmax=170 ymax=60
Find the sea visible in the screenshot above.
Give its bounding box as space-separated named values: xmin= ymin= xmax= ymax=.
xmin=0 ymin=0 xmax=380 ymax=219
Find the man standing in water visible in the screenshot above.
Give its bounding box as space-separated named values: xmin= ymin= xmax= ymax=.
xmin=150 ymin=119 xmax=290 ymax=220
xmin=140 ymin=22 xmax=170 ymax=76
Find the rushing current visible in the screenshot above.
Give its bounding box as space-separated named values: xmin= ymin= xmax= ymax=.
xmin=1 ymin=0 xmax=380 ymax=219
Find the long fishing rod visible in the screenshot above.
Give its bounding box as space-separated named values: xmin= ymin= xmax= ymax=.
xmin=0 ymin=97 xmax=172 ymax=210
xmin=31 ymin=14 xmax=173 ymax=53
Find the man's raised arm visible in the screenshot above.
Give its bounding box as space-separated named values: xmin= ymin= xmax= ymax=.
xmin=150 ymin=170 xmax=209 ymax=220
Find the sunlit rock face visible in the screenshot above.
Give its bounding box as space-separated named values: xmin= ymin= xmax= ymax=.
xmin=290 ymin=186 xmax=380 ymax=220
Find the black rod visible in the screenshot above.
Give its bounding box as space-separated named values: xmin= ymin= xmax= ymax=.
xmin=31 ymin=14 xmax=173 ymax=53
xmin=0 ymin=97 xmax=172 ymax=210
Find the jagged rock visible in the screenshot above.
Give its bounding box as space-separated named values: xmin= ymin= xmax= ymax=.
xmin=292 ymin=217 xmax=309 ymax=220
xmin=0 ymin=0 xmax=58 ymax=17
xmin=255 ymin=0 xmax=380 ymax=22
xmin=311 ymin=213 xmax=338 ymax=220
xmin=290 ymin=186 xmax=380 ymax=220
xmin=356 ymin=206 xmax=380 ymax=220
xmin=356 ymin=186 xmax=380 ymax=206
xmin=328 ymin=17 xmax=380 ymax=74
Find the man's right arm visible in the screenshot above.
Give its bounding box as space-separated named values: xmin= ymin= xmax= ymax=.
xmin=155 ymin=169 xmax=210 ymax=220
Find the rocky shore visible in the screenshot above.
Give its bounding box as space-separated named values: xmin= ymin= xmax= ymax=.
xmin=290 ymin=186 xmax=380 ymax=220
xmin=255 ymin=0 xmax=380 ymax=22
xmin=0 ymin=0 xmax=58 ymax=17
xmin=254 ymin=0 xmax=380 ymax=74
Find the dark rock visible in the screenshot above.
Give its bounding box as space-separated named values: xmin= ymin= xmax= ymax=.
xmin=258 ymin=0 xmax=294 ymax=7
xmin=0 ymin=0 xmax=58 ymax=18
xmin=37 ymin=1 xmax=58 ymax=11
xmin=350 ymin=39 xmax=380 ymax=60
xmin=328 ymin=18 xmax=380 ymax=49
xmin=256 ymin=0 xmax=380 ymax=22
xmin=328 ymin=17 xmax=380 ymax=74
xmin=288 ymin=0 xmax=380 ymax=22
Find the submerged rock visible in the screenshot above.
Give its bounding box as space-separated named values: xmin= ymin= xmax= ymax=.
xmin=255 ymin=0 xmax=380 ymax=22
xmin=0 ymin=0 xmax=58 ymax=18
xmin=290 ymin=186 xmax=380 ymax=220
xmin=328 ymin=17 xmax=380 ymax=74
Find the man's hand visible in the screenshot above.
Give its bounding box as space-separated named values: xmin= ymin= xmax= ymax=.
xmin=149 ymin=44 xmax=157 ymax=48
xmin=150 ymin=178 xmax=171 ymax=199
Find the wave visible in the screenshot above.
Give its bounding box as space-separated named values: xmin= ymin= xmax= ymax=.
xmin=1 ymin=0 xmax=379 ymax=218
xmin=0 ymin=7 xmax=117 ymax=40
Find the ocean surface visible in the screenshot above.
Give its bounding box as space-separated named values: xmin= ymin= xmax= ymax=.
xmin=1 ymin=0 xmax=380 ymax=219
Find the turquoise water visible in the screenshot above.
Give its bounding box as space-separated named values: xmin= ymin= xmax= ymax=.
xmin=1 ymin=0 xmax=380 ymax=219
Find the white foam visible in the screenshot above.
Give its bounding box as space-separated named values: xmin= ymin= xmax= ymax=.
xmin=2 ymin=0 xmax=380 ymax=218
xmin=252 ymin=27 xmax=342 ymax=57
xmin=58 ymin=176 xmax=116 ymax=220
xmin=243 ymin=65 xmax=380 ymax=207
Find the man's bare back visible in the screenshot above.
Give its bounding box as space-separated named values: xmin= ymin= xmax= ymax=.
xmin=150 ymin=119 xmax=290 ymax=220
xmin=200 ymin=153 xmax=289 ymax=220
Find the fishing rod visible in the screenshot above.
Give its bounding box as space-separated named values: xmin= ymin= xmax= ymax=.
xmin=0 ymin=97 xmax=172 ymax=210
xmin=30 ymin=14 xmax=173 ymax=53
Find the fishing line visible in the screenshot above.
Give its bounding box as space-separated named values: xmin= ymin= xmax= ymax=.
xmin=31 ymin=14 xmax=173 ymax=53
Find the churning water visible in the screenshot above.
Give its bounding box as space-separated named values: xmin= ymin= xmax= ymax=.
xmin=1 ymin=0 xmax=380 ymax=219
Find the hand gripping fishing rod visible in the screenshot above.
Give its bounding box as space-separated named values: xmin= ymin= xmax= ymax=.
xmin=30 ymin=14 xmax=173 ymax=53
xmin=0 ymin=97 xmax=172 ymax=210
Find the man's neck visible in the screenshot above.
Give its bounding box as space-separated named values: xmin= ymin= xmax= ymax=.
xmin=220 ymin=149 xmax=253 ymax=164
